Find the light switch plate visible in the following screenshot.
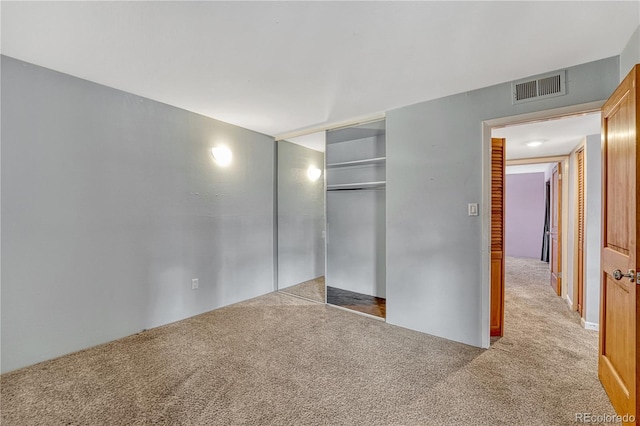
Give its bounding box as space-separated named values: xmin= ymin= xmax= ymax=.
xmin=468 ymin=203 xmax=479 ymax=216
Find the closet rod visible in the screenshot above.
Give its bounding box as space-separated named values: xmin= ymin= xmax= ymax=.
xmin=327 ymin=187 xmax=386 ymax=192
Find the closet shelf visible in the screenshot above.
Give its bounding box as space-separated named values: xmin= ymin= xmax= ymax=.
xmin=327 ymin=181 xmax=386 ymax=191
xmin=326 ymin=157 xmax=386 ymax=168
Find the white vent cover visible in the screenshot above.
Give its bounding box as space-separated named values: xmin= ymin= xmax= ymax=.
xmin=512 ymin=71 xmax=566 ymax=104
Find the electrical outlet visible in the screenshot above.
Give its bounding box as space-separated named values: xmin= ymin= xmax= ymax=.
xmin=191 ymin=278 xmax=199 ymax=290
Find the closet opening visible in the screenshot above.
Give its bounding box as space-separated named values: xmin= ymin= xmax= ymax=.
xmin=325 ymin=119 xmax=387 ymax=319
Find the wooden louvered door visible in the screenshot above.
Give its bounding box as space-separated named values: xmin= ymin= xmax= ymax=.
xmin=599 ymin=65 xmax=638 ymax=423
xmin=576 ymin=148 xmax=585 ymax=316
xmin=550 ymin=163 xmax=562 ymax=296
xmin=490 ymin=138 xmax=505 ymax=337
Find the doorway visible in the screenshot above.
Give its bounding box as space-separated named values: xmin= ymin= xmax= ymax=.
xmin=486 ymin=108 xmax=602 ymax=339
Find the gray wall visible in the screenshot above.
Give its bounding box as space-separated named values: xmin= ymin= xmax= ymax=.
xmin=327 ymin=190 xmax=386 ymax=298
xmin=386 ymin=57 xmax=619 ymax=347
xmin=621 ymin=25 xmax=640 ymax=81
xmin=1 ymin=56 xmax=275 ymax=373
xmin=277 ymin=140 xmax=325 ymax=289
xmin=584 ymin=134 xmax=602 ymax=328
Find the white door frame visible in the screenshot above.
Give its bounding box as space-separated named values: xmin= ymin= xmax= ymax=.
xmin=480 ymin=100 xmax=604 ymax=348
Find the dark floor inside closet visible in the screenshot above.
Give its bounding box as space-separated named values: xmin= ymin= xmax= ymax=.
xmin=327 ymin=286 xmax=386 ymax=319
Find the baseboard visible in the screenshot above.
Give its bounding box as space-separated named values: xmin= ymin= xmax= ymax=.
xmin=565 ymin=295 xmax=573 ymax=310
xmin=581 ymin=318 xmax=599 ymax=331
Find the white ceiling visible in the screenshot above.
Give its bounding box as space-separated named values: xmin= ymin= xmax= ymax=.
xmin=493 ymin=112 xmax=601 ymax=160
xmin=2 ymin=2 xmax=638 ymax=139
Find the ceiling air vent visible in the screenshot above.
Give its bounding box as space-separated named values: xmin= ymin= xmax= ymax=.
xmin=512 ymin=70 xmax=566 ymax=104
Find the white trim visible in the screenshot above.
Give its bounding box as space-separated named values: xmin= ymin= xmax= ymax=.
xmin=565 ymin=294 xmax=573 ymax=310
xmin=506 ymin=155 xmax=568 ymax=166
xmin=581 ymin=318 xmax=599 ymax=331
xmin=480 ymin=122 xmax=492 ymax=349
xmin=275 ymin=112 xmax=386 ymax=142
xmin=486 ymin=101 xmax=604 ymax=129
xmin=324 ymin=150 xmax=328 ymax=305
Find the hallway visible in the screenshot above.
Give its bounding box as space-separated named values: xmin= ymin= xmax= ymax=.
xmin=488 ymin=256 xmax=615 ymax=422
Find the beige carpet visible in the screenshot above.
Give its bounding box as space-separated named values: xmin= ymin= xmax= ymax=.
xmin=279 ymin=276 xmax=325 ymax=303
xmin=1 ymin=257 xmax=616 ymax=425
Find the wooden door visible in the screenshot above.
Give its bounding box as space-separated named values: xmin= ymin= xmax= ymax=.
xmin=490 ymin=138 xmax=505 ymax=337
xmin=550 ymin=163 xmax=562 ymax=296
xmin=599 ymin=65 xmax=639 ymax=421
xmin=577 ymin=148 xmax=585 ymax=316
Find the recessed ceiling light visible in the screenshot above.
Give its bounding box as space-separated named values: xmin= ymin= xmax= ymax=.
xmin=526 ymin=141 xmax=543 ymax=147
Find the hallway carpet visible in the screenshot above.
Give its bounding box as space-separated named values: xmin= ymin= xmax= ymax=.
xmin=1 ymin=257 xmax=616 ymax=425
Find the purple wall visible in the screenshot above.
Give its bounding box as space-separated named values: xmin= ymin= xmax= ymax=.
xmin=505 ymin=172 xmax=546 ymax=259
